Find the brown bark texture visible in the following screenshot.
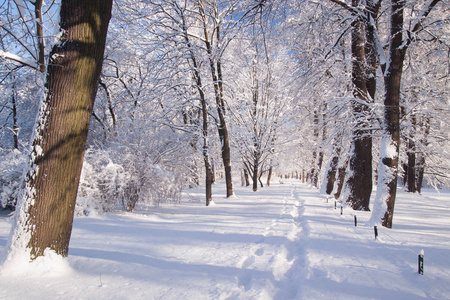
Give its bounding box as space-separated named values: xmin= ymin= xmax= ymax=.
xmin=345 ymin=0 xmax=372 ymax=211
xmin=381 ymin=0 xmax=405 ymax=228
xmin=24 ymin=0 xmax=112 ymax=258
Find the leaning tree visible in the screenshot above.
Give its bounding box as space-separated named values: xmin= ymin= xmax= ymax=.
xmin=5 ymin=0 xmax=113 ymax=261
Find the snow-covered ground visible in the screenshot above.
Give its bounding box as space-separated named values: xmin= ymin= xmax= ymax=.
xmin=0 ymin=180 xmax=449 ymax=299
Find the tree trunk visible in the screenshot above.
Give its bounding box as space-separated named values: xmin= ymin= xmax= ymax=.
xmin=204 ymin=155 xmax=213 ymax=206
xmin=310 ymin=108 xmax=319 ymax=186
xmin=266 ymin=166 xmax=273 ymax=186
xmin=11 ymin=82 xmax=19 ymax=149
xmin=343 ymin=0 xmax=372 ymax=211
xmin=313 ymin=150 xmax=324 ymax=188
xmin=334 ymin=155 xmax=349 ymax=200
xmin=314 ymin=105 xmax=327 ymax=189
xmin=244 ymin=168 xmax=250 ymax=186
xmin=8 ymin=0 xmax=112 ymax=260
xmin=258 ymin=169 xmax=264 ymax=188
xmin=34 ymin=0 xmax=46 ymax=73
xmin=372 ymin=0 xmax=406 ymax=228
xmin=252 ymin=159 xmax=259 ymax=192
xmin=416 ymin=156 xmax=425 ymax=194
xmin=325 ymin=147 xmax=341 ymax=195
xmin=211 ymin=158 xmax=216 ymax=184
xmin=416 ymin=116 xmax=430 ymax=193
xmin=365 ymin=0 xmax=381 ymax=101
xmin=199 ymin=70 xmax=212 ymax=205
xmin=402 ymin=162 xmax=408 ymax=187
xmin=406 ymin=137 xmax=416 ymax=193
xmin=216 ymin=57 xmax=233 ymax=197
xmin=198 ymin=3 xmax=233 ymax=198
xmin=180 ymin=11 xmax=212 ymax=206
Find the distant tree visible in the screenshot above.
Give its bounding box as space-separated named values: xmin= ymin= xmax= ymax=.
xmin=229 ymin=4 xmax=295 ymax=192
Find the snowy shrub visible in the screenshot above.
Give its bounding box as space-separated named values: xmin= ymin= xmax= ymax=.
xmin=138 ymin=164 xmax=182 ymax=208
xmin=118 ymin=151 xmax=183 ymax=210
xmin=0 ymin=149 xmax=27 ymax=210
xmin=77 ymin=145 xmax=185 ymax=215
xmin=76 ymin=149 xmax=130 ymax=216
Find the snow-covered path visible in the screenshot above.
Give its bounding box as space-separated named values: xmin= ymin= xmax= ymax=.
xmin=300 ymin=183 xmax=450 ymax=299
xmin=0 ymin=180 xmax=449 ymax=299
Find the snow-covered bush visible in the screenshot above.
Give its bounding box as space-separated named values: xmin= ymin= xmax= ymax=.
xmin=76 ymin=149 xmax=130 ymax=216
xmin=117 ymin=149 xmax=184 ymax=211
xmin=0 ymin=149 xmax=27 ymax=210
xmin=138 ymin=164 xmax=182 ymax=208
xmin=77 ymin=144 xmax=185 ymax=215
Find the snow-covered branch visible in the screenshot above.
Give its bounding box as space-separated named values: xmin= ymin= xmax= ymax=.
xmin=0 ymin=50 xmax=40 ymax=70
xmin=405 ymin=0 xmax=443 ymax=47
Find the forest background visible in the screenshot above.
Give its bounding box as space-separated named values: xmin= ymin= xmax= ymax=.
xmin=0 ymin=0 xmax=449 ymax=261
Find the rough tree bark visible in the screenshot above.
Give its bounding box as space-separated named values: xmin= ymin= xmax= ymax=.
xmin=342 ymin=0 xmax=372 ymax=211
xmin=330 ymin=0 xmax=442 ymax=228
xmin=325 ymin=145 xmax=340 ymax=195
xmin=8 ymin=0 xmax=113 ymax=260
xmin=333 ymin=155 xmax=349 ymax=200
xmin=373 ymin=0 xmax=406 ymax=228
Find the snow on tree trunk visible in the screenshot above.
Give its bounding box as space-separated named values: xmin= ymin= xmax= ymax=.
xmin=5 ymin=0 xmax=113 ymax=261
xmin=341 ymin=0 xmax=372 ymax=211
xmin=370 ymin=134 xmax=399 ymax=228
xmin=333 ymin=154 xmax=349 ymax=200
xmin=323 ymin=146 xmax=340 ymax=195
xmin=370 ymin=0 xmax=405 ymax=228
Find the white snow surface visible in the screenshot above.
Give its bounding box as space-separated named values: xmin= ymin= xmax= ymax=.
xmin=0 ymin=180 xmax=449 ymax=299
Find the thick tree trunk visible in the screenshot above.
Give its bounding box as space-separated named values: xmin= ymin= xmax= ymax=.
xmin=345 ymin=138 xmax=372 ymax=210
xmin=244 ymin=168 xmax=250 ymax=186
xmin=325 ymin=147 xmax=341 ymax=195
xmin=343 ymin=0 xmax=372 ymax=211
xmin=334 ymin=155 xmax=349 ymax=200
xmin=8 ymin=0 xmax=112 ymax=260
xmin=372 ymin=0 xmax=406 ymax=228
